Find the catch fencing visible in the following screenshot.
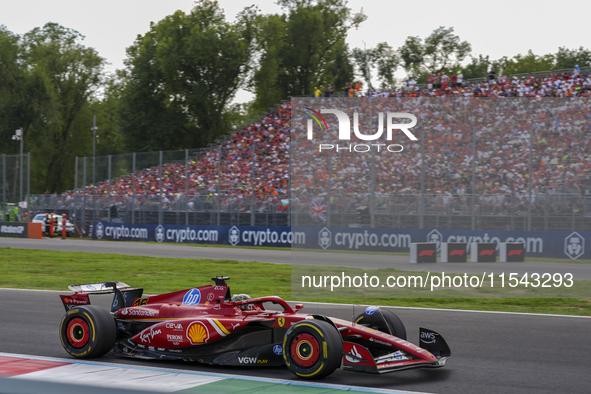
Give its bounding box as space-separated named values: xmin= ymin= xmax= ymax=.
xmin=0 ymin=153 xmax=31 ymax=220
xmin=26 ymin=191 xmax=591 ymax=234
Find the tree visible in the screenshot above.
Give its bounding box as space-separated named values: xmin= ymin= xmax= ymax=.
xmin=398 ymin=36 xmax=425 ymax=78
xmin=461 ymin=54 xmax=508 ymax=81
xmin=554 ymin=46 xmax=591 ymax=70
xmin=88 ymin=76 xmax=124 ymax=157
xmin=502 ymin=50 xmax=555 ymax=75
xmin=399 ymin=27 xmax=471 ymax=77
xmin=250 ymin=13 xmax=288 ymax=112
xmin=23 ymin=23 xmax=104 ymax=193
xmin=0 ymin=23 xmax=105 ymax=193
xmin=352 ymin=42 xmax=399 ymax=89
xmin=249 ymin=0 xmax=365 ymax=109
xmin=325 ymin=40 xmax=355 ymax=92
xmin=0 ymin=26 xmax=26 ymax=154
xmin=119 ymin=0 xmax=256 ymax=152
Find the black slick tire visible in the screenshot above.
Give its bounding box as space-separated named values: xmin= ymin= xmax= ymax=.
xmin=59 ymin=305 xmax=117 ymax=359
xmin=355 ymin=307 xmax=407 ymax=340
xmin=282 ymin=319 xmax=342 ymax=379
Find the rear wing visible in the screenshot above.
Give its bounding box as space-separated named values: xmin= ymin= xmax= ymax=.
xmin=60 ymin=281 xmax=143 ymax=313
xmin=68 ymin=281 xmax=132 ymax=293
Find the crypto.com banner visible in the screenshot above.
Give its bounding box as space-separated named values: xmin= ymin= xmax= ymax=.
xmin=91 ymin=222 xmax=298 ymax=248
xmin=290 ymin=97 xmax=591 ymax=298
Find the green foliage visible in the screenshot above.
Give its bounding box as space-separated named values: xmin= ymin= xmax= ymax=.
xmin=554 ymin=46 xmax=591 ymax=70
xmin=118 ymin=0 xmax=256 ymax=152
xmin=0 ymin=23 xmax=105 ymax=193
xmin=250 ymin=13 xmax=288 ymax=112
xmin=325 ymin=40 xmax=355 ymax=92
xmin=88 ymin=77 xmax=124 ymax=157
xmin=352 ymin=42 xmax=398 ymax=89
xmin=459 ymin=46 xmax=589 ymax=82
xmin=399 ymin=27 xmax=471 ymax=77
xmin=1 ymin=247 xmax=590 ymax=316
xmin=460 ymin=54 xmax=508 ymax=81
xmin=250 ymin=0 xmax=366 ymax=111
xmin=4 ymin=5 xmax=591 ymax=196
xmin=398 ymin=35 xmax=424 ymax=78
xmin=0 ymin=26 xmax=25 ymax=154
xmin=502 ymin=50 xmax=555 ymax=75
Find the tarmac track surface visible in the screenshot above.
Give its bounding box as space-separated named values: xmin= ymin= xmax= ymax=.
xmin=1 ymin=238 xmax=590 ymax=393
xmin=0 ymin=293 xmax=590 ymax=393
xmin=2 ymin=238 xmax=590 ymax=280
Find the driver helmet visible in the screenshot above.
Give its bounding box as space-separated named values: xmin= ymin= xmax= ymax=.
xmin=231 ymin=293 xmax=251 ymax=302
xmin=231 ymin=294 xmax=254 ymax=310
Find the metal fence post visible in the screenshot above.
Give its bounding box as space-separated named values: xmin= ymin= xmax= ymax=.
xmin=217 ymin=145 xmax=221 ymax=226
xmin=528 ymin=125 xmax=533 ymax=231
xmin=131 ymin=152 xmax=136 ymax=224
xmin=108 ymin=154 xmax=111 ymax=222
xmin=159 ymin=151 xmax=163 ymax=225
xmin=419 ymin=127 xmax=425 ymax=229
xmin=327 ymin=148 xmax=331 ymax=227
xmin=74 ymin=157 xmax=78 ymax=191
xmin=91 ymin=156 xmax=95 ymax=227
xmin=2 ymin=154 xmax=5 ymax=214
xmin=185 ymin=149 xmax=189 ymax=226
xmin=82 ymin=157 xmax=86 ymax=234
xmin=544 ymin=194 xmax=548 ymax=231
xmin=251 ymin=144 xmax=255 ymax=226
xmin=19 ymin=133 xmax=23 ymax=204
xmin=27 ymin=152 xmax=30 ymax=220
xmin=471 ymin=125 xmax=476 ymax=230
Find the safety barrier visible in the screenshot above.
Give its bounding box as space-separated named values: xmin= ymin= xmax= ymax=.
xmin=0 ymin=222 xmax=42 ymax=239
xmin=88 ymin=223 xmax=591 ymax=260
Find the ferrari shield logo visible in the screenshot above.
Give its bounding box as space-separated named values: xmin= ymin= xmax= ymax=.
xmin=278 ymin=318 xmax=285 ymax=327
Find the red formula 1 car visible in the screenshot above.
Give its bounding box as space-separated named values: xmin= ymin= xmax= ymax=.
xmin=58 ymin=277 xmax=450 ymax=379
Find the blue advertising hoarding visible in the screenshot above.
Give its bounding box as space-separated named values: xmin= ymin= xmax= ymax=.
xmin=92 ymin=222 xmax=591 ymax=260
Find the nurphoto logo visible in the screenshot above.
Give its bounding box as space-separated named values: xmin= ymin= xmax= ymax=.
xmin=304 ymin=107 xmax=417 ymax=153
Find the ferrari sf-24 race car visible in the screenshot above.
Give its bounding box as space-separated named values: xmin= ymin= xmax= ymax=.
xmin=59 ymin=277 xmax=450 ymax=379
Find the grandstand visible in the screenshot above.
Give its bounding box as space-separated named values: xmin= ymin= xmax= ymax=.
xmin=28 ymin=68 xmax=591 ymax=232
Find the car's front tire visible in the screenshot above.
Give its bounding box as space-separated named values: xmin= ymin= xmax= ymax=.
xmin=282 ymin=319 xmax=342 ymax=379
xmin=59 ymin=305 xmax=117 ymax=358
xmin=355 ymin=307 xmax=407 ymax=340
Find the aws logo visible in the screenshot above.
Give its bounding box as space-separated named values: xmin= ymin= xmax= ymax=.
xmin=303 ymin=107 xmax=417 ymax=153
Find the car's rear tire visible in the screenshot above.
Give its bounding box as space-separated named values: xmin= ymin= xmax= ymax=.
xmin=283 ymin=319 xmax=342 ymax=379
xmin=355 ymin=307 xmax=407 ymax=340
xmin=59 ymin=305 xmax=117 ymax=358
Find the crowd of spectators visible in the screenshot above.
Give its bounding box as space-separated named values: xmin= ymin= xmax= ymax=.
xmin=396 ymin=68 xmax=591 ymax=98
xmin=47 ymin=67 xmax=591 ymax=218
xmin=292 ymin=71 xmax=591 ymax=216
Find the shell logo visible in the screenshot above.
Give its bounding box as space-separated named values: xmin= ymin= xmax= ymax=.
xmin=186 ymin=322 xmax=209 ymax=344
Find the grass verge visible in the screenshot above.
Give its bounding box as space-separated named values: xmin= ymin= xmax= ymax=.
xmin=1 ymin=247 xmax=589 ymax=316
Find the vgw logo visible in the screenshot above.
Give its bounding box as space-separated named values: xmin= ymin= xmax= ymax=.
xmin=304 ymin=108 xmax=417 ymax=153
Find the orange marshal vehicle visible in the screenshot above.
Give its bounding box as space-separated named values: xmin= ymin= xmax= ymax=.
xmin=59 ymin=277 xmax=450 ymax=379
